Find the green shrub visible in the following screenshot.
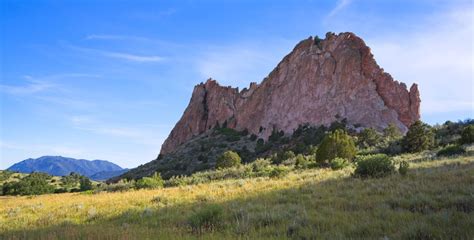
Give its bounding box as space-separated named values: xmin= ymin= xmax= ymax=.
xmin=316 ymin=129 xmax=357 ymax=165
xmin=381 ymin=139 xmax=403 ymax=155
xmin=2 ymin=172 xmax=55 ymax=196
xmin=251 ymin=158 xmax=271 ymax=173
xmin=0 ymin=170 xmax=14 ymax=182
xmin=308 ymin=145 xmax=318 ymax=155
xmin=79 ymin=176 xmax=93 ymax=191
xmin=271 ymin=151 xmax=296 ymax=165
xmin=358 ymin=128 xmax=381 ymax=148
xmin=330 ymin=157 xmax=349 ymax=170
xmin=100 ymin=180 xmax=134 ymax=192
xmin=164 ymin=175 xmax=190 ymax=187
xmin=134 ymin=172 xmax=164 ymax=189
xmin=269 ymin=166 xmax=290 ymax=178
xmin=268 ymin=129 xmax=285 ymax=142
xmin=460 ymin=125 xmax=474 ymax=144
xmin=354 ymin=154 xmax=395 ymax=178
xmin=383 ymin=123 xmax=402 ymax=140
xmin=399 ymin=161 xmax=409 ymax=176
xmin=165 ymin=165 xmax=256 ymax=187
xmin=216 ymin=151 xmax=241 ymax=169
xmin=437 ymin=145 xmax=466 ymax=157
xmin=61 ymin=172 xmax=82 ymax=191
xmin=402 ymin=120 xmax=434 ymax=153
xmin=295 ymin=154 xmax=310 ymax=169
xmin=188 ymin=204 xmax=223 ymax=233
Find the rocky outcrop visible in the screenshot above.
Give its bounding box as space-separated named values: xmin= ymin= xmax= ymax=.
xmin=161 ymin=32 xmax=420 ymax=154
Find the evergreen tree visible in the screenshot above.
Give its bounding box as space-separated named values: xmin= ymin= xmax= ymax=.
xmin=402 ymin=120 xmax=434 ymax=152
xmin=79 ymin=176 xmax=93 ymax=191
xmin=316 ymin=129 xmax=357 ymax=165
xmin=383 ymin=124 xmax=402 ymax=140
xmin=358 ymin=127 xmax=381 ymax=148
xmin=216 ymin=151 xmax=241 ymax=169
xmin=460 ymin=125 xmax=474 ymax=144
xmin=3 ymin=172 xmax=55 ymax=195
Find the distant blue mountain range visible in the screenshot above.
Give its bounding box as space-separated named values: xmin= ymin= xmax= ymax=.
xmin=7 ymin=156 xmax=128 ymax=181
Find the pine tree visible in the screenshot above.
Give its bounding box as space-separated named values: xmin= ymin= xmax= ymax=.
xmin=402 ymin=120 xmax=434 ymax=152
xmin=216 ymin=151 xmax=241 ymax=169
xmin=316 ymin=129 xmax=357 ymax=165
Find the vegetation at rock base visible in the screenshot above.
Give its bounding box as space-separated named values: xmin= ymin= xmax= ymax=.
xmin=216 ymin=151 xmax=242 ymax=169
xmin=316 ymin=129 xmax=357 ymax=165
xmin=402 ymin=120 xmax=435 ymax=152
xmin=357 ymin=127 xmax=381 ymax=148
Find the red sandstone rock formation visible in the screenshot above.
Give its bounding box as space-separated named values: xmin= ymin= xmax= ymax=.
xmin=160 ymin=32 xmax=420 ymax=154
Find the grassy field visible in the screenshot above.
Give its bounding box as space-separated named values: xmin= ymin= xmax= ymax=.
xmin=1 ymin=153 xmax=473 ymax=239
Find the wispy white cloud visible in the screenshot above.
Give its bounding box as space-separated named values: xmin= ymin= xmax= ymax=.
xmin=0 ymin=73 xmax=100 ymax=96
xmin=68 ymin=44 xmax=165 ymax=63
xmin=328 ymin=0 xmax=353 ymax=17
xmin=85 ymin=34 xmax=149 ymax=41
xmin=0 ymin=78 xmax=55 ymax=95
xmin=101 ymin=51 xmax=164 ymax=62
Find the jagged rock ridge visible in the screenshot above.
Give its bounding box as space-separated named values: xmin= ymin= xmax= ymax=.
xmin=161 ymin=32 xmax=420 ymax=155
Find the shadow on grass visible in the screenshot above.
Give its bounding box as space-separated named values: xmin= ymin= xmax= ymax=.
xmin=2 ymin=161 xmax=474 ymax=239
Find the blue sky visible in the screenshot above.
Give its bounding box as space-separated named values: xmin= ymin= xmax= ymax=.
xmin=1 ymin=0 xmax=473 ymax=169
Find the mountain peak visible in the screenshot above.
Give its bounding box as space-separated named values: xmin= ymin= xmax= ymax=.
xmin=160 ymin=32 xmax=420 ymax=155
xmin=7 ymin=156 xmax=124 ymax=180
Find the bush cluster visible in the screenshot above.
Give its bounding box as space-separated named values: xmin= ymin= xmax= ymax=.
xmin=216 ymin=151 xmax=242 ymax=169
xmin=330 ymin=158 xmax=349 ymax=170
xmin=460 ymin=125 xmax=474 ymax=144
xmin=164 ymin=160 xmax=291 ymax=187
xmin=0 ymin=170 xmax=14 ymax=182
xmin=316 ymin=129 xmax=357 ymax=165
xmin=354 ymin=154 xmax=395 ymax=178
xmin=271 ymin=151 xmax=295 ymax=165
xmin=134 ymin=172 xmax=164 ymax=189
xmin=269 ymin=166 xmax=290 ymax=178
xmin=437 ymin=145 xmax=466 ymax=157
xmin=2 ymin=172 xmax=55 ymax=196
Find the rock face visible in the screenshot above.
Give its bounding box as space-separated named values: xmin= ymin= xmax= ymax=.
xmin=161 ymin=32 xmax=420 ymax=155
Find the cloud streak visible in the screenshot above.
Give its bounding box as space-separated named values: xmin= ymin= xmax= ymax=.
xmin=328 ymin=0 xmax=352 ymax=17
xmin=0 ymin=78 xmax=55 ymax=95
xmin=101 ymin=51 xmax=164 ymax=62
xmin=0 ymin=73 xmax=100 ymax=96
xmin=68 ymin=44 xmax=165 ymax=63
xmin=85 ymin=34 xmax=150 ymax=41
